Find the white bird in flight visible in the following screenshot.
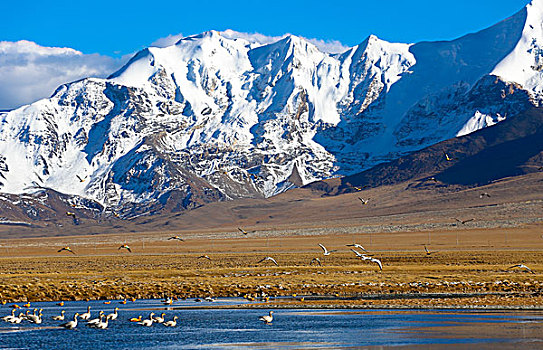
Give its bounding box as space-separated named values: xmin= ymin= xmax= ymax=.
xmin=346 ymin=243 xmax=367 ymax=252
xmin=370 ymin=257 xmax=383 ymax=271
xmin=318 ymin=244 xmax=337 ymax=256
xmin=258 ymin=256 xmax=279 ymax=266
xmin=350 ymin=249 xmax=372 ymax=261
xmin=509 ymin=264 xmax=535 ymax=274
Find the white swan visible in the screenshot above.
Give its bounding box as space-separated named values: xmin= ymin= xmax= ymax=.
xmin=138 ymin=313 xmax=155 ymax=327
xmin=346 ymin=243 xmax=367 ymax=252
xmin=258 ymin=257 xmax=279 ymax=266
xmin=370 ymin=257 xmax=383 ymax=271
xmin=52 ymin=310 xmax=66 ymax=321
xmin=79 ymin=306 xmax=91 ymax=320
xmin=8 ymin=312 xmax=24 ymax=324
xmin=86 ymin=311 xmax=104 ymax=325
xmin=163 ymin=316 xmax=178 ymax=327
xmin=318 ymin=244 xmax=337 ymax=256
xmin=2 ymin=309 xmax=15 ymax=322
xmin=259 ymin=311 xmax=274 ymax=324
xmin=27 ymin=309 xmax=42 ymax=324
xmin=152 ymin=312 xmax=166 ymax=323
xmin=509 ymin=264 xmax=535 ymax=274
xmin=88 ymin=315 xmax=111 ymax=329
xmin=61 ymin=313 xmax=79 ymax=329
xmin=106 ymin=307 xmax=119 ymax=321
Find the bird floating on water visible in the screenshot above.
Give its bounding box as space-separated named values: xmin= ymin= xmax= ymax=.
xmin=52 ymin=310 xmax=65 ymax=321
xmin=153 ymin=313 xmax=166 ymax=323
xmin=258 ymin=256 xmax=279 ymax=266
xmin=138 ymin=313 xmax=155 ymax=326
xmin=107 ymin=308 xmax=119 ymax=321
xmin=318 ymin=244 xmax=337 ymax=256
xmin=79 ymin=306 xmax=91 ymax=320
xmin=259 ymin=311 xmax=274 ymax=324
xmin=163 ymin=316 xmax=178 ymax=327
xmin=86 ymin=311 xmax=104 ymax=325
xmin=129 ymin=315 xmax=142 ymax=322
xmin=61 ymin=313 xmax=79 ymax=329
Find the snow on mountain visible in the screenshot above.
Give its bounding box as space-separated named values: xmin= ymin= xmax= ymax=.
xmin=0 ymin=1 xmax=542 ymax=218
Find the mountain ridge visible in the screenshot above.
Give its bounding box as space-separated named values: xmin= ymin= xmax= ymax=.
xmin=0 ymin=1 xmax=541 ymax=220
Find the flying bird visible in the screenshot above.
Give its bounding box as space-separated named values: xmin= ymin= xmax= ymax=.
xmin=427 ymin=177 xmax=438 ymax=182
xmin=318 ymin=243 xmax=337 ymax=256
xmin=310 ymin=257 xmax=322 ymax=266
xmin=346 ymin=243 xmax=367 ymax=252
xmin=198 ymin=255 xmax=211 ymax=260
xmin=424 ymin=245 xmax=437 ymax=256
xmin=454 ymin=218 xmax=474 ymax=225
xmin=357 ymin=197 xmax=369 ymax=205
xmin=258 ymin=256 xmax=279 ymax=266
xmin=352 ymin=185 xmax=370 ymax=191
xmin=118 ymin=244 xmax=132 ymax=253
xmin=167 ymin=236 xmax=185 ymax=242
xmin=76 ymin=175 xmax=87 ymax=183
xmin=444 ymin=153 xmax=455 ymax=161
xmin=370 ymin=257 xmax=383 ymax=271
xmin=350 ymin=249 xmax=372 ymax=261
xmin=65 ymin=211 xmax=76 ymax=218
xmin=479 ymin=192 xmax=491 ymax=198
xmin=509 ymin=264 xmax=535 ymax=274
xmin=58 ymin=246 xmax=76 ymax=254
xmin=238 ymin=227 xmax=250 ymax=235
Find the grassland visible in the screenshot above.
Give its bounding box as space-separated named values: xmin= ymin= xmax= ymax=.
xmin=1 ymin=224 xmax=542 ymax=308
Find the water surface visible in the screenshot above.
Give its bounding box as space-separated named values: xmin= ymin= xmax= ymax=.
xmin=1 ymin=299 xmax=542 ymax=349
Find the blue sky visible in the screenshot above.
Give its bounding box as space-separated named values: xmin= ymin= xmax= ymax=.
xmin=0 ymin=0 xmax=531 ymax=109
xmin=1 ymin=0 xmax=530 ymax=56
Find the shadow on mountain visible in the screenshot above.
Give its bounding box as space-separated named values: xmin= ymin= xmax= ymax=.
xmin=307 ymin=107 xmax=543 ymax=195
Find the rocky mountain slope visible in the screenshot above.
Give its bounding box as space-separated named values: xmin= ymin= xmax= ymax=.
xmin=1 ymin=1 xmax=543 ymax=220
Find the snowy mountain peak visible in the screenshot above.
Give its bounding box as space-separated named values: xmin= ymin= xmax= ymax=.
xmin=1 ymin=5 xmax=543 ymax=217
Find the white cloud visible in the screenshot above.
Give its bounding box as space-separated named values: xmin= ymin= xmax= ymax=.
xmin=150 ymin=30 xmax=350 ymax=53
xmin=150 ymin=33 xmax=186 ymax=48
xmin=303 ymin=38 xmax=350 ymax=54
xmin=0 ymin=33 xmax=350 ymax=110
xmin=0 ymin=40 xmax=125 ymax=110
xmin=220 ymin=29 xmax=285 ymax=46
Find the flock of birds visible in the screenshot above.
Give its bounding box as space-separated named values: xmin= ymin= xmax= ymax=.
xmin=1 ymin=300 xmax=275 ymax=330
xmin=54 ymin=219 xmax=536 ymax=275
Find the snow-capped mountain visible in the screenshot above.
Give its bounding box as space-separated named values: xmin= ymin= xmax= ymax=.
xmin=0 ymin=1 xmax=542 ymax=218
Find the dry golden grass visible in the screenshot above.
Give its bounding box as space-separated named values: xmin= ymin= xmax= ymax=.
xmin=1 ymin=224 xmax=543 ymax=307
